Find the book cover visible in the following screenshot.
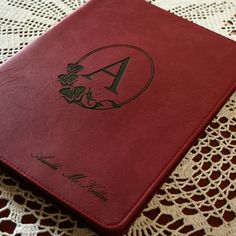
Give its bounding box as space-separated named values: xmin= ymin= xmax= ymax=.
xmin=0 ymin=0 xmax=235 ymax=234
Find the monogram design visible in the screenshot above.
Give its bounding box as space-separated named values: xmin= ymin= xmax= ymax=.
xmin=58 ymin=44 xmax=155 ymax=110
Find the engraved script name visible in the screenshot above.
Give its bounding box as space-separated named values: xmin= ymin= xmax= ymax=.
xmin=31 ymin=153 xmax=108 ymax=202
xmin=62 ymin=173 xmax=108 ymax=202
xmin=31 ymin=153 xmax=62 ymax=170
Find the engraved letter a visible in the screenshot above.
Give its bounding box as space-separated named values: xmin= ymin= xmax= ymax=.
xmin=82 ymin=57 xmax=130 ymax=94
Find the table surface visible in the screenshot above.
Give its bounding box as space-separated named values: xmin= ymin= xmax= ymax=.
xmin=0 ymin=0 xmax=235 ymax=235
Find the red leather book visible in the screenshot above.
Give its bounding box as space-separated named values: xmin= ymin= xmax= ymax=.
xmin=0 ymin=0 xmax=235 ymax=235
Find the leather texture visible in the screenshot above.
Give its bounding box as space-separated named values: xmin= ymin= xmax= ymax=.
xmin=0 ymin=0 xmax=236 ymax=235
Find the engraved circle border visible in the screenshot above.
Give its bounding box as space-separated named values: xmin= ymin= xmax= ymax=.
xmin=75 ymin=44 xmax=155 ymax=110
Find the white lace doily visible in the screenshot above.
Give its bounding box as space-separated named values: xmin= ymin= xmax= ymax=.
xmin=0 ymin=0 xmax=235 ymax=235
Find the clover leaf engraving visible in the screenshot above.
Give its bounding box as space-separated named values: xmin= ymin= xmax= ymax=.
xmin=58 ymin=63 xmax=120 ymax=110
